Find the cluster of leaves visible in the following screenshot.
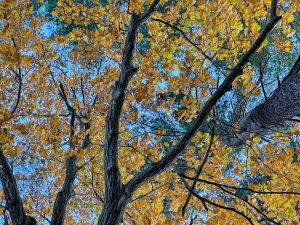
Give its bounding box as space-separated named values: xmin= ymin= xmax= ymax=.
xmin=0 ymin=0 xmax=300 ymax=224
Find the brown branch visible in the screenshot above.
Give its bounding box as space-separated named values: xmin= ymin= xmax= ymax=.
xmin=181 ymin=126 xmax=215 ymax=215
xmin=126 ymin=1 xmax=281 ymax=196
xmin=50 ymin=106 xmax=77 ymax=225
xmin=10 ymin=70 xmax=22 ymax=117
xmin=0 ymin=148 xmax=36 ymax=225
xmin=270 ymin=0 xmax=278 ymax=19
xmin=100 ymin=13 xmax=140 ymax=221
xmin=121 ymin=145 xmax=154 ymax=164
xmin=131 ymin=181 xmax=171 ymax=202
xmin=59 ymin=83 xmax=74 ymax=113
xmin=80 ymin=76 xmax=85 ymax=105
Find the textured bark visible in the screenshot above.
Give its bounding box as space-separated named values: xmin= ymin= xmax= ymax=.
xmin=98 ymin=1 xmax=279 ymax=224
xmin=0 ymin=148 xmax=36 ymax=225
xmin=126 ymin=5 xmax=281 ymax=196
xmin=228 ymin=56 xmax=300 ymax=147
xmin=97 ymin=13 xmax=139 ymax=225
xmin=50 ymin=155 xmax=77 ymax=225
xmin=97 ymin=1 xmax=160 ymax=224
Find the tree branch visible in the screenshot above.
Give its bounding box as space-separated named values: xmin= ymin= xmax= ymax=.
xmin=50 ymin=156 xmax=77 ymax=225
xmin=259 ymin=63 xmax=268 ymax=102
xmin=151 ymin=18 xmax=225 ymax=75
xmin=179 ymin=173 xmax=300 ymax=195
xmin=181 ymin=126 xmax=215 ymax=215
xmin=51 ymin=108 xmax=77 ymax=225
xmin=8 ymin=36 xmax=22 ymax=119
xmin=180 ymin=176 xmax=254 ymax=225
xmin=138 ymin=0 xmax=160 ymax=24
xmin=218 ymin=186 xmax=279 ymax=224
xmin=98 ymin=1 xmax=160 ymax=224
xmin=126 ymin=1 xmax=281 ymax=196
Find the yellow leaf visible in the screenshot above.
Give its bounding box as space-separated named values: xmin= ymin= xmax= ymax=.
xmin=253 ymin=136 xmax=261 ymax=143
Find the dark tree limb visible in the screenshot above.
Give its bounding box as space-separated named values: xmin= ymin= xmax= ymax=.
xmin=98 ymin=13 xmax=140 ymax=225
xmin=50 ymin=156 xmax=77 ymax=225
xmin=179 ymin=173 xmax=300 ymax=195
xmin=218 ymin=186 xmax=279 ymax=224
xmin=180 ymin=173 xmax=284 ymax=224
xmin=50 ymin=100 xmax=78 ymax=225
xmin=0 ymin=148 xmax=36 ymax=225
xmin=126 ymin=0 xmax=281 ymax=197
xmin=98 ymin=1 xmax=160 ymax=225
xmin=181 ymin=126 xmax=215 ymax=216
xmin=259 ymin=63 xmax=268 ymax=102
xmin=180 ymin=176 xmax=254 ymax=225
xmin=6 ymin=36 xmax=22 ymax=120
xmin=151 ymin=18 xmax=225 ymax=75
xmin=227 ymin=53 xmax=300 ymax=147
xmin=80 ymin=76 xmax=86 ymax=105
xmin=59 ymin=83 xmax=91 ymax=149
xmin=138 ymin=0 xmax=160 ymax=23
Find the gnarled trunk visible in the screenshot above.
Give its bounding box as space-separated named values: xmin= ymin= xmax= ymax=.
xmin=227 ymin=57 xmax=300 ymax=147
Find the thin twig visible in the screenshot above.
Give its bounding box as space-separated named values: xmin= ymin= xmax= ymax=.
xmin=181 ymin=126 xmax=215 ymax=215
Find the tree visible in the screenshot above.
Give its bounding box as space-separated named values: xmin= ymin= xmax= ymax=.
xmin=0 ymin=0 xmax=300 ymax=224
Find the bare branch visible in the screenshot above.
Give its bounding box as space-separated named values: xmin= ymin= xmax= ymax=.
xmin=80 ymin=76 xmax=85 ymax=105
xmin=8 ymin=36 xmax=22 ymax=118
xmin=218 ymin=186 xmax=279 ymax=224
xmin=270 ymin=0 xmax=278 ymax=19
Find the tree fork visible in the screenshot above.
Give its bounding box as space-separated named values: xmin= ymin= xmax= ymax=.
xmin=98 ymin=1 xmax=160 ymax=224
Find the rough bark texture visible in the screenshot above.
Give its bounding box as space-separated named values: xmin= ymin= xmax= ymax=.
xmin=50 ymin=155 xmax=77 ymax=225
xmin=227 ymin=56 xmax=300 ymax=147
xmin=96 ymin=1 xmax=280 ymax=225
xmin=126 ymin=7 xmax=281 ymax=196
xmin=97 ymin=13 xmax=139 ymax=225
xmin=0 ymin=149 xmax=37 ymax=225
xmin=98 ymin=1 xmax=160 ymax=224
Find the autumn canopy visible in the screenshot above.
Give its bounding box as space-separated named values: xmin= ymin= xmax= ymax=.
xmin=0 ymin=0 xmax=300 ymax=224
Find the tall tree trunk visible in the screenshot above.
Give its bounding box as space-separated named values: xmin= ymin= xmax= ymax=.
xmin=97 ymin=1 xmax=280 ymax=224
xmin=228 ymin=56 xmax=300 ymax=147
xmin=97 ymin=192 xmax=129 ymax=225
xmin=97 ymin=1 xmax=160 ymax=224
xmin=50 ymin=156 xmax=77 ymax=225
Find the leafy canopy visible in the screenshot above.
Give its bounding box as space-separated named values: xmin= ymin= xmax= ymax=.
xmin=0 ymin=0 xmax=300 ymax=224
